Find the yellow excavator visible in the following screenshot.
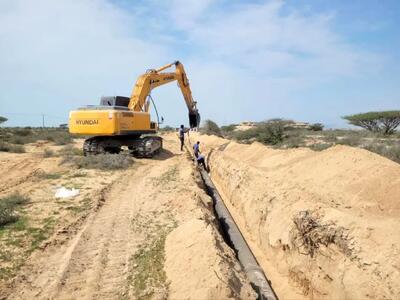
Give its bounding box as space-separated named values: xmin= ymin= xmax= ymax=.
xmin=69 ymin=61 xmax=200 ymax=157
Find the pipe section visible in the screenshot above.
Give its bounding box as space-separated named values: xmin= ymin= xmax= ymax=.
xmin=198 ymin=168 xmax=277 ymax=300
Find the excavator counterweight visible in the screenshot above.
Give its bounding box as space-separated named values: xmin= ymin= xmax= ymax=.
xmin=69 ymin=61 xmax=200 ymax=157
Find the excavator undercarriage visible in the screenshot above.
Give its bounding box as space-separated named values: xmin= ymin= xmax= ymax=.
xmin=83 ymin=135 xmax=163 ymax=157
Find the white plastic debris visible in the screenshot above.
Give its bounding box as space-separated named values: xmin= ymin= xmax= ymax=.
xmin=55 ymin=187 xmax=80 ymax=199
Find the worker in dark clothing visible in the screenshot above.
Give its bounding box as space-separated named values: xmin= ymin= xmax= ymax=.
xmin=178 ymin=124 xmax=187 ymax=151
xmin=193 ymin=141 xmax=200 ymax=158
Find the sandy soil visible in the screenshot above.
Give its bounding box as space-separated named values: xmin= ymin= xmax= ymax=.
xmin=0 ymin=136 xmax=255 ymax=299
xmin=191 ymin=133 xmax=400 ymax=300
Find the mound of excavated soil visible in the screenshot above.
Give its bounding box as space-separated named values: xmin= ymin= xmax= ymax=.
xmin=165 ymin=218 xmax=255 ymax=300
xmin=191 ymin=133 xmax=400 ymax=299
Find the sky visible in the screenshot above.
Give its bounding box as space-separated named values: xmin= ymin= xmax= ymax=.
xmin=0 ymin=0 xmax=399 ymax=128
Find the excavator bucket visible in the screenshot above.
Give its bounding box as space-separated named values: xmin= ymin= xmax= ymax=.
xmin=189 ymin=112 xmax=201 ymax=128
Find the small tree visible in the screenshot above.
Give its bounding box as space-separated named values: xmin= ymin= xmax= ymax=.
xmin=258 ymin=121 xmax=285 ymax=145
xmin=309 ymin=123 xmax=324 ymax=131
xmin=201 ymin=119 xmax=222 ymax=136
xmin=343 ymin=111 xmax=400 ymax=135
xmin=0 ymin=116 xmax=7 ymax=125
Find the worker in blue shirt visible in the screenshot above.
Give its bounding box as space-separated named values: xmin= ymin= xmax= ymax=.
xmin=193 ymin=141 xmax=200 ymax=158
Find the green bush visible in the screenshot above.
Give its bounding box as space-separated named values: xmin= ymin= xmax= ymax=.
xmin=309 ymin=123 xmax=324 ymax=131
xmin=229 ymin=120 xmax=286 ymax=145
xmin=0 ymin=116 xmax=7 ymax=125
xmin=201 ymin=120 xmax=222 ymax=136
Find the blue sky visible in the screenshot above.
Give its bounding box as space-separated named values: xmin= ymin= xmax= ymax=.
xmin=0 ymin=0 xmax=399 ymax=128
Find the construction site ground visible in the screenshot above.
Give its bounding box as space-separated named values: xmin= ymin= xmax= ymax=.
xmin=1 ymin=132 xmax=400 ymax=299
xmin=0 ymin=134 xmax=255 ymax=300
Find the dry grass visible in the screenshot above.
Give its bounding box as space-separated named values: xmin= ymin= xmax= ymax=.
xmin=0 ymin=127 xmax=73 ymax=146
xmin=63 ymin=153 xmax=134 ymax=170
xmin=291 ymin=210 xmax=351 ymax=258
xmin=0 ymin=142 xmax=26 ymax=153
xmin=0 ymin=193 xmax=30 ymax=227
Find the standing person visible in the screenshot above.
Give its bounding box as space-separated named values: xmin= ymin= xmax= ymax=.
xmin=178 ymin=124 xmax=187 ymax=151
xmin=193 ymin=141 xmax=201 ymax=158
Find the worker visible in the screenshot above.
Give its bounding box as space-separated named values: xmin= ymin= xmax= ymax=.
xmin=196 ymin=153 xmax=208 ymax=171
xmin=193 ymin=141 xmax=201 ymax=158
xmin=178 ymin=124 xmax=189 ymax=151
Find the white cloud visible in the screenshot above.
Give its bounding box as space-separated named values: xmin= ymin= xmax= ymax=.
xmin=0 ymin=0 xmax=169 ymax=125
xmin=171 ymin=0 xmax=380 ymax=79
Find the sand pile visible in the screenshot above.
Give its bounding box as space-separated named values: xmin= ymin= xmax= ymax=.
xmin=165 ymin=219 xmax=255 ymax=299
xmin=192 ymin=133 xmax=400 ymax=299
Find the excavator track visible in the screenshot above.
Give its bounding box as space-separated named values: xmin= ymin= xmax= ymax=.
xmin=83 ymin=135 xmax=162 ymax=158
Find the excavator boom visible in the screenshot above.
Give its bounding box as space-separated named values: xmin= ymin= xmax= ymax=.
xmin=129 ymin=61 xmax=199 ymax=127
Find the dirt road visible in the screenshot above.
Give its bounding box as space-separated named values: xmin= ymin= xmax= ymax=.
xmin=5 ymin=135 xmax=254 ymax=300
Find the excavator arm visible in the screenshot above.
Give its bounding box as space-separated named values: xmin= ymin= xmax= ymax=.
xmin=128 ymin=61 xmax=200 ymax=128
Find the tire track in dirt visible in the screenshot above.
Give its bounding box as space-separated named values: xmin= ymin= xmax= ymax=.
xmin=8 ymin=142 xmax=183 ymax=300
xmin=0 ymin=155 xmax=43 ymax=193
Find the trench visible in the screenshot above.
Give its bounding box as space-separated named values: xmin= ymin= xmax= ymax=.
xmin=186 ymin=148 xmax=278 ymax=300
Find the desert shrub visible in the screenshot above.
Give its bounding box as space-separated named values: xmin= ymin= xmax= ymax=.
xmin=10 ymin=136 xmax=26 ymax=144
xmin=337 ymin=135 xmax=362 ymax=147
xmin=322 ymin=132 xmax=338 ymax=143
xmin=10 ymin=144 xmax=25 ymax=153
xmin=309 ymin=123 xmax=324 ymax=131
xmin=59 ymin=145 xmax=82 ymax=156
xmin=229 ymin=120 xmax=286 ymax=145
xmin=0 ymin=203 xmax=18 ymax=227
xmin=231 ymin=127 xmax=259 ymax=141
xmin=221 ymin=124 xmax=236 ymax=133
xmin=0 ymin=142 xmax=10 ymax=152
xmin=0 ymin=193 xmax=30 ymax=227
xmin=44 ymin=131 xmax=73 ymax=145
xmin=201 ymin=120 xmax=222 ymax=136
xmin=3 ymin=193 xmax=30 ymax=206
xmin=279 ymin=135 xmax=306 ymax=148
xmin=343 ymin=111 xmax=400 ymax=135
xmin=43 ymin=148 xmax=55 ymax=157
xmin=13 ymin=128 xmax=32 ymax=137
xmin=257 ymin=121 xmax=285 ymax=145
xmin=0 ymin=143 xmax=26 ymax=153
xmin=73 ymin=154 xmax=133 ymax=170
xmin=363 ymin=142 xmax=400 ymax=164
xmin=159 ymin=126 xmax=175 ymax=132
xmin=309 ymin=143 xmax=333 ymax=151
